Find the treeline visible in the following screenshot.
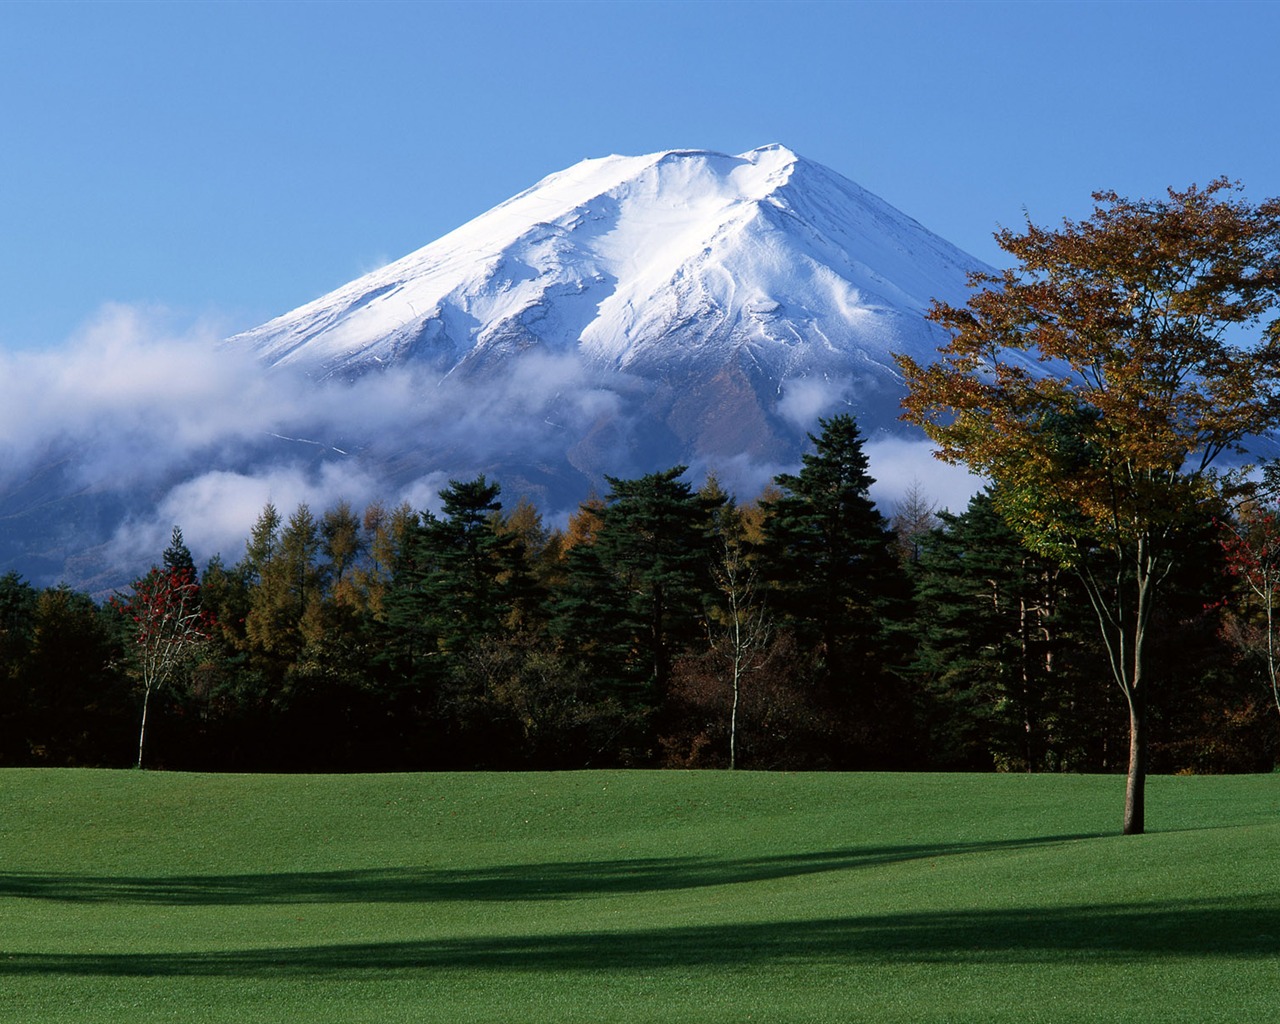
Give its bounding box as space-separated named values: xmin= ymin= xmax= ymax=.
xmin=1 ymin=414 xmax=1276 ymax=773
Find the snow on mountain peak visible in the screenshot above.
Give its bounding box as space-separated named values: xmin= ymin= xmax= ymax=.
xmin=226 ymin=145 xmax=983 ymax=393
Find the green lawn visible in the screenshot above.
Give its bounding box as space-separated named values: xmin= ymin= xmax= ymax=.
xmin=1 ymin=769 xmax=1277 ymax=1022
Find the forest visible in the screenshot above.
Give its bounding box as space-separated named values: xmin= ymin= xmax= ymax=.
xmin=1 ymin=412 xmax=1277 ymax=776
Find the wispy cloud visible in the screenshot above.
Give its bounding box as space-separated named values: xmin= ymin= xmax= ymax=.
xmin=1 ymin=305 xmax=970 ymax=586
xmin=0 ymin=306 xmax=654 ymax=580
xmin=775 ymin=376 xmax=850 ymax=430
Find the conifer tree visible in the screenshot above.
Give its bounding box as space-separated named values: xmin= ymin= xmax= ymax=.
xmin=242 ymin=502 xmax=282 ymax=586
xmin=911 ymin=489 xmax=1097 ymax=770
xmin=0 ymin=572 xmax=38 ymax=763
xmin=243 ymin=503 xmax=325 ymax=684
xmin=162 ymin=525 xmax=196 ymax=576
xmin=553 ymin=467 xmax=722 ymax=738
xmin=27 ymin=586 xmax=131 ymax=765
xmin=383 ymin=478 xmax=536 ymax=679
xmin=321 ymin=501 xmax=363 ymax=607
xmin=353 ymin=501 xmax=414 ymax=622
xmin=759 ymin=414 xmax=909 ymax=699
xmin=424 ymin=477 xmax=532 ymax=651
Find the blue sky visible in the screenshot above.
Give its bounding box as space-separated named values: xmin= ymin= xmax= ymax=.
xmin=3 ymin=0 xmax=1278 ymax=352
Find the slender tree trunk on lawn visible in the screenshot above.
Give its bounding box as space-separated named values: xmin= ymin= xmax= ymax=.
xmin=1080 ymin=539 xmax=1157 ymax=836
xmin=1124 ymin=693 xmax=1147 ymax=835
xmin=729 ymin=629 xmax=742 ymax=770
xmin=1121 ymin=550 xmax=1154 ymax=836
xmin=137 ymin=684 xmax=152 ymax=770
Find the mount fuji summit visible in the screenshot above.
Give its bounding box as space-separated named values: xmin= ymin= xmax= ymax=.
xmin=227 ymin=144 xmax=987 ymax=490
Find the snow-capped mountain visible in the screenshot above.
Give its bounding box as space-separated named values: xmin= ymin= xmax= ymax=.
xmin=2 ymin=145 xmax=990 ymax=592
xmin=232 ymin=145 xmax=978 ymax=381
xmin=228 ymin=145 xmax=986 ymax=464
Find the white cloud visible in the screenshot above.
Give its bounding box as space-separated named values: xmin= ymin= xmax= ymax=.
xmin=775 ymin=376 xmax=849 ymax=429
xmin=0 ymin=306 xmax=647 ymax=578
xmin=106 ymin=459 xmax=394 ymax=568
xmin=865 ymin=436 xmax=985 ymax=514
xmin=2 ymin=303 xmax=973 ymax=586
xmin=0 ymin=304 xmax=307 ymax=489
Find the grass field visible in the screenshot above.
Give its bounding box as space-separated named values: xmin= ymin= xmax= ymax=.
xmin=1 ymin=769 xmax=1278 ymax=1023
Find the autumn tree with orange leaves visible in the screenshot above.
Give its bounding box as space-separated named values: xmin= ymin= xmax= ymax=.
xmin=897 ymin=179 xmax=1280 ymax=835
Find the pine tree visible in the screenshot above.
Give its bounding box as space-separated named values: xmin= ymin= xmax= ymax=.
xmin=760 ymin=414 xmax=909 ymax=691
xmin=911 ymin=489 xmax=1099 ymax=771
xmin=162 ymin=525 xmax=196 ymax=575
xmin=382 ymin=479 xmax=534 ymax=676
xmin=552 ymin=467 xmax=722 ymax=749
xmin=0 ymin=572 xmax=38 ymax=764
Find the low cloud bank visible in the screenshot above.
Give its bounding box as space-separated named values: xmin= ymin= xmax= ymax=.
xmin=0 ymin=307 xmax=674 ymax=579
xmin=1 ymin=305 xmax=977 ymax=586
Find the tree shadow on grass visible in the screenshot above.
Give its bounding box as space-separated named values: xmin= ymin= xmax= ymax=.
xmin=0 ymin=834 xmax=1097 ymax=906
xmin=1 ymin=898 xmax=1277 ymax=977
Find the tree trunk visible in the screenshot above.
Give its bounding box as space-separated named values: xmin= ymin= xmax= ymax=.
xmin=136 ymin=684 xmax=152 ymax=770
xmin=729 ymin=643 xmax=742 ymax=770
xmin=1122 ymin=692 xmax=1146 ymax=835
xmin=1079 ymin=548 xmax=1154 ymax=836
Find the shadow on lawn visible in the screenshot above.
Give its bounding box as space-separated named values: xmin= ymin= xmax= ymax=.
xmin=1 ymin=898 xmax=1277 ymax=977
xmin=0 ymin=834 xmax=1095 ymax=906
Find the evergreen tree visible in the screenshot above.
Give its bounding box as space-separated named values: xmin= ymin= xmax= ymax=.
xmin=23 ymin=586 xmax=131 ymax=765
xmin=757 ymin=414 xmax=914 ymax=765
xmin=376 ymin=478 xmax=544 ymax=765
xmin=552 ymin=467 xmax=722 ymax=753
xmin=761 ymin=416 xmax=909 ymax=671
xmin=162 ymin=525 xmax=196 ymax=575
xmin=0 ymin=572 xmax=36 ymax=673
xmin=430 ymin=477 xmax=533 ymax=650
xmin=185 ymin=553 xmax=269 ymax=769
xmin=0 ymin=572 xmax=38 ymax=764
xmin=386 ymin=477 xmax=534 ymax=662
xmin=911 ymin=489 xmax=1105 ymax=771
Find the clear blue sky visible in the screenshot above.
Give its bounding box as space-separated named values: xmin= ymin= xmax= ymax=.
xmin=3 ymin=0 xmax=1278 ymax=351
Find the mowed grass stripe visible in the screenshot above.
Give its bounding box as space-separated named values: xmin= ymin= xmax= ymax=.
xmin=2 ymin=770 xmax=1278 ymax=1023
